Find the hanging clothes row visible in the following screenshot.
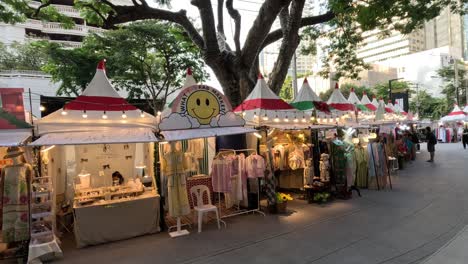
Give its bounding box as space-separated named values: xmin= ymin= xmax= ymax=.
xmin=211 ymin=151 xmax=265 ymax=209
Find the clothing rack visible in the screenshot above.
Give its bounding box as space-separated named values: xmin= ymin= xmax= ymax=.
xmin=215 ymin=148 xmax=265 ymax=218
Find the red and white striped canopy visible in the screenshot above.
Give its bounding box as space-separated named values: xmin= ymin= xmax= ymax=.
xmin=234 ymin=74 xmax=294 ymax=112
xmin=347 ymin=88 xmax=361 ymax=105
xmin=293 ymin=78 xmax=322 ymax=103
xmin=36 ymin=60 xmax=156 ymax=135
xmin=327 ymin=84 xmax=354 ymax=111
xmin=65 ymin=60 xmax=136 ymax=111
xmin=379 ymin=98 xmax=393 ymax=113
xmin=234 ymin=74 xmax=310 ymax=128
xmin=361 ymin=92 xmax=377 ymax=111
xmin=441 ymin=104 xmax=467 ymax=122
xmin=371 ymin=95 xmax=379 ymax=108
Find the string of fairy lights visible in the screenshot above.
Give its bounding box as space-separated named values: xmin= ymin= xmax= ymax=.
xmin=34 ymin=92 xmax=407 ymax=123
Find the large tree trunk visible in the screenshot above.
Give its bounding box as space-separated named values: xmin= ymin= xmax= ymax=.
xmin=209 ymin=60 xmax=255 ymax=107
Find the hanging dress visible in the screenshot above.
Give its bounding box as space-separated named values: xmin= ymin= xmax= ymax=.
xmin=367 ymin=143 xmax=377 ymax=189
xmin=354 ymin=146 xmax=369 ymax=188
xmin=1 ymin=163 xmax=31 ymax=243
xmin=163 ymin=151 xmax=190 ymax=217
xmin=331 ymin=140 xmax=347 ymax=186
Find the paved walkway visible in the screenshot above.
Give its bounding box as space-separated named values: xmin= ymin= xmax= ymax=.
xmin=56 ymin=142 xmax=468 ymax=264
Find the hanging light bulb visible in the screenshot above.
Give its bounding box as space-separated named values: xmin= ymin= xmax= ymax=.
xmin=293 ymin=116 xmax=299 ymax=123
xmin=121 ymin=110 xmax=127 ymax=119
xmin=302 ymin=118 xmax=307 ymax=123
xmin=242 ymin=111 xmax=246 ymax=117
xmin=82 ymin=110 xmax=88 ymax=118
xmin=284 ymin=116 xmax=289 ymax=122
xmin=157 ymin=111 xmax=162 ymax=116
xmin=262 ymin=113 xmax=269 ymax=121
xmin=253 ymin=132 xmax=263 ymax=139
xmin=253 ymin=112 xmax=258 ymax=119
xmin=328 ymin=118 xmax=333 ymax=123
xmin=140 ymin=110 xmax=145 ymax=118
xmin=102 ymin=111 xmax=108 ymax=119
xmin=274 ymin=116 xmax=280 ymax=122
xmin=39 ymin=105 xmax=45 ymax=111
xmin=335 ymin=117 xmax=339 ymax=122
xmin=317 ymin=118 xmax=321 ymax=123
xmin=61 ymin=108 xmax=68 ymax=116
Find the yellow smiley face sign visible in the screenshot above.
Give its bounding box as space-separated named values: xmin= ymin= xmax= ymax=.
xmin=186 ymin=90 xmax=220 ymax=125
xmin=170 ymin=85 xmax=234 ymax=128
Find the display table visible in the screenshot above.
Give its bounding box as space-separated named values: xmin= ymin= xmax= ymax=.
xmin=73 ymin=193 xmax=160 ymax=248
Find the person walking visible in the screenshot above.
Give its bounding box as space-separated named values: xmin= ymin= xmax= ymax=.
xmin=462 ymin=125 xmax=468 ymax=150
xmin=426 ymin=126 xmax=437 ymax=162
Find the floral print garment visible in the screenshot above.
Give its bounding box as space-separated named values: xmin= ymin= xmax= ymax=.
xmin=2 ymin=164 xmax=31 ymax=243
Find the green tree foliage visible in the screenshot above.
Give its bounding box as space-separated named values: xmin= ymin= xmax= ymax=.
xmin=0 ymin=41 xmax=48 ymax=71
xmin=409 ymin=90 xmax=448 ymax=120
xmin=319 ymin=83 xmax=374 ymax=101
xmin=1 ymin=0 xmax=466 ymax=104
xmin=279 ymin=76 xmax=294 ymax=102
xmin=279 ymin=73 xmax=309 ymax=102
xmin=41 ymin=21 xmax=207 ymax=113
xmin=318 ymin=81 xmax=409 ymax=103
xmin=436 ymin=60 xmax=467 ymax=107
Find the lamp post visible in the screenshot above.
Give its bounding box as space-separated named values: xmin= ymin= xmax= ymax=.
xmin=389 ymin=78 xmax=404 ymax=103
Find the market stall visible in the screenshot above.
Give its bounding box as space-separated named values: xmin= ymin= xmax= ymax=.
xmin=29 ymin=60 xmax=160 ymax=248
xmin=233 ymin=75 xmax=341 ymax=207
xmin=158 ymin=82 xmax=257 ymax=236
xmin=0 ymin=117 xmax=33 ymax=261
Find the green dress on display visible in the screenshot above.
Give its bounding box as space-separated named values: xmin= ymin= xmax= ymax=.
xmin=354 ymin=146 xmax=368 ymax=188
xmin=331 ymin=140 xmax=347 ymax=185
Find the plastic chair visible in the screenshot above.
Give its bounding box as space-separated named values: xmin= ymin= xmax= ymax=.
xmin=190 ymin=185 xmax=221 ymax=233
xmin=388 ymin=156 xmax=399 ymax=174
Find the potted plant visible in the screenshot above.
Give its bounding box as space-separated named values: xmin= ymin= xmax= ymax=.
xmin=276 ymin=192 xmax=293 ymax=213
xmin=313 ymin=192 xmax=330 ymax=204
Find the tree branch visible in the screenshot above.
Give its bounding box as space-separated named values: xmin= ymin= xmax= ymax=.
xmin=268 ymin=0 xmax=305 ymax=93
xmin=103 ymin=5 xmax=205 ymax=51
xmin=82 ymin=4 xmax=107 ymax=23
xmin=241 ymin=0 xmax=291 ymax=68
xmin=226 ymin=0 xmax=241 ymax=55
xmin=262 ymin=10 xmax=335 ymax=49
xmin=217 ymin=0 xmax=224 ymax=34
xmin=278 ymin=5 xmax=289 ymax=34
xmin=33 ymin=0 xmax=52 ymax=18
xmin=190 ymin=0 xmax=220 ymax=60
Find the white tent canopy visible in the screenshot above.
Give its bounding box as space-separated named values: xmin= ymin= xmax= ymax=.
xmin=347 ymin=88 xmax=361 ymax=105
xmin=327 ymin=84 xmax=354 ymax=112
xmin=234 ymin=74 xmax=312 ymax=128
xmin=441 ymin=104 xmax=467 ymax=122
xmin=0 ymin=129 xmax=31 ymax=146
xmin=33 ymin=60 xmax=158 ymax=145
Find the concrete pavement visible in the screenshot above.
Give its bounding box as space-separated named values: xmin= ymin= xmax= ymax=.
xmin=56 ymin=142 xmax=468 ymax=264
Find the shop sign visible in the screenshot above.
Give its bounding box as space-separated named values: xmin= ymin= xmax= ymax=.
xmin=159 ymin=85 xmax=245 ymax=130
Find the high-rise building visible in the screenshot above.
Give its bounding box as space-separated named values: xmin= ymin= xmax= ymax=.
xmin=424 ymin=6 xmax=465 ymax=59
xmin=356 ymin=29 xmax=426 ymax=63
xmin=0 ymin=1 xmax=105 ymax=119
xmin=0 ymin=0 xmax=104 ymax=48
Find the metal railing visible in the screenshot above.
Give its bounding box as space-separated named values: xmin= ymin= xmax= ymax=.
xmin=23 ymin=19 xmax=105 ymax=36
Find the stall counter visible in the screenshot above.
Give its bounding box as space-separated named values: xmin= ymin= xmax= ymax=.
xmin=73 ymin=192 xmax=160 ymax=248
